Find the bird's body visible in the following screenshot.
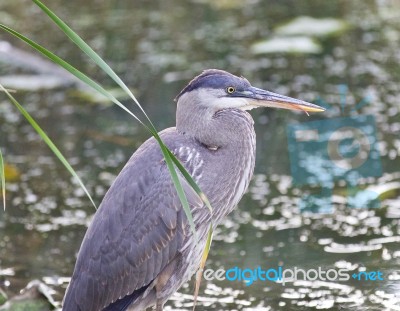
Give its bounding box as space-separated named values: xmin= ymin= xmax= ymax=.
xmin=63 ymin=69 xmax=323 ymax=311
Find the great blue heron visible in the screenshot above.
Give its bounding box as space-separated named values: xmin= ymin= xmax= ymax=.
xmin=63 ymin=69 xmax=324 ymax=311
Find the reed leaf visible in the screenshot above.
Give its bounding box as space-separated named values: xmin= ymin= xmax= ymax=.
xmin=0 ymin=84 xmax=96 ymax=209
xmin=0 ymin=22 xmax=197 ymax=238
xmin=0 ymin=1 xmax=217 ymax=302
xmin=31 ymin=0 xmax=212 ymax=217
xmin=0 ymin=24 xmax=146 ymax=128
xmin=193 ymin=224 xmax=213 ymax=310
xmin=0 ymin=148 xmax=5 ymax=211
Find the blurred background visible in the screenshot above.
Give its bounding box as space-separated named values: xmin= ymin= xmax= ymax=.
xmin=0 ymin=0 xmax=399 ymax=310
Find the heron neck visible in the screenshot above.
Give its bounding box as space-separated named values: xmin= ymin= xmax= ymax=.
xmin=176 ymin=102 xmax=256 ymax=222
xmin=176 ymin=97 xmax=254 ymax=148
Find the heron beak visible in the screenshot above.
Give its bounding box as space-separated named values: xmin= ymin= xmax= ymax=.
xmin=242 ymin=86 xmax=325 ymax=113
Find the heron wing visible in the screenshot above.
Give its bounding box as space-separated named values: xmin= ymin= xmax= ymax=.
xmin=63 ymin=133 xmax=202 ymax=311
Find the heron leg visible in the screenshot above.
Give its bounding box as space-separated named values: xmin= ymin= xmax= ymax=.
xmin=153 ymin=255 xmax=180 ymax=311
xmin=155 ymin=299 xmax=164 ymax=311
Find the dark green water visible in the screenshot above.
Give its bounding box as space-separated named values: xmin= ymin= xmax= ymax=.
xmin=0 ymin=0 xmax=399 ymax=310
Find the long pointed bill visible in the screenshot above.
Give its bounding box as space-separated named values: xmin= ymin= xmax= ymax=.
xmin=243 ymin=86 xmax=325 ymax=113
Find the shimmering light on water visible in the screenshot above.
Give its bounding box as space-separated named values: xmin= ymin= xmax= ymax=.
xmin=0 ymin=0 xmax=399 ymax=310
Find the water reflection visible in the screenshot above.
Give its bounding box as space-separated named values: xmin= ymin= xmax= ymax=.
xmin=0 ymin=0 xmax=400 ymax=310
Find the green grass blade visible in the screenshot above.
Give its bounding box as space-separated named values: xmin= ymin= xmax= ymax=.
xmin=0 ymin=84 xmax=96 ymax=209
xmin=0 ymin=24 xmax=146 ymax=130
xmin=167 ymin=149 xmax=212 ymax=213
xmin=155 ymin=137 xmax=197 ymax=241
xmin=193 ymin=225 xmax=213 ymax=310
xmin=2 ymin=0 xmax=211 ymax=234
xmin=0 ymin=23 xmax=199 ymax=236
xmin=0 ymin=148 xmax=5 ymax=211
xmin=31 ymin=0 xmax=213 ymax=216
xmin=32 ymin=0 xmax=153 ymax=126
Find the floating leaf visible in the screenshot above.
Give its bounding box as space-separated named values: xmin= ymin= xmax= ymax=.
xmin=275 ymin=16 xmax=349 ymax=38
xmin=0 ymin=74 xmax=70 ymax=91
xmin=251 ymin=36 xmax=322 ymax=54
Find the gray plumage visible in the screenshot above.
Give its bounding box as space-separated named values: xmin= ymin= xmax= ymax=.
xmin=63 ymin=69 xmax=324 ymax=311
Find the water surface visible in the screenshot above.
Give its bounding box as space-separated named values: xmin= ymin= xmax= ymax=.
xmin=0 ymin=0 xmax=399 ymax=310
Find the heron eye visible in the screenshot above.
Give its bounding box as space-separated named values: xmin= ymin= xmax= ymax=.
xmin=226 ymin=86 xmax=235 ymax=94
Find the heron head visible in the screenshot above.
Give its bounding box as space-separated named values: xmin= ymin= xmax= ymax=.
xmin=175 ymin=69 xmax=325 ymax=114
